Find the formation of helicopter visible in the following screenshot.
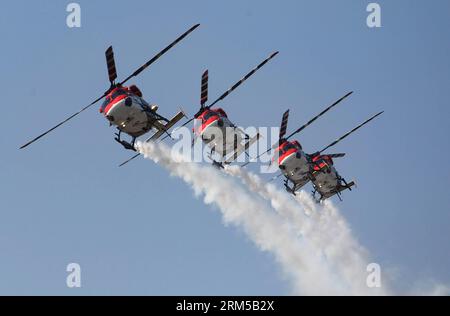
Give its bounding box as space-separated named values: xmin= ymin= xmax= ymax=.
xmin=20 ymin=24 xmax=384 ymax=202
xmin=263 ymin=107 xmax=383 ymax=201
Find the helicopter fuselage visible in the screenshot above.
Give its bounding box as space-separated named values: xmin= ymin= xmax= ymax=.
xmin=312 ymin=162 xmax=339 ymax=194
xmin=275 ymin=140 xmax=311 ymax=190
xmin=100 ymin=86 xmax=163 ymax=138
xmin=310 ymin=155 xmax=349 ymax=200
xmin=195 ymin=108 xmax=242 ymax=157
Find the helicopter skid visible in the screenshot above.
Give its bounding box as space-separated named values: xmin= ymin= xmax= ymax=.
xmin=114 ymin=138 xmax=137 ymax=151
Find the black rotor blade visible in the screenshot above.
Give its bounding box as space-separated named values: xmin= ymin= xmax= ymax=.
xmin=285 ymin=91 xmax=353 ymax=140
xmin=327 ymin=153 xmax=346 ymax=158
xmin=159 ymin=117 xmax=195 ymax=142
xmin=105 ymin=46 xmax=118 ymax=85
xmin=207 ymin=51 xmax=279 ymax=108
xmin=200 ymin=70 xmax=208 ymax=107
xmin=119 ymin=153 xmax=140 ymax=167
xmin=318 ymin=111 xmax=384 ymax=154
xmin=119 ymin=24 xmax=200 ymax=86
xmin=279 ymin=110 xmax=290 ymax=141
xmin=20 ymin=93 xmax=107 ymax=149
xmin=241 ymin=91 xmax=352 ymax=165
xmin=242 ymin=108 xmax=288 ymax=166
xmin=241 ymin=137 xmax=281 ymax=168
xmin=21 ymin=25 xmax=199 ymax=150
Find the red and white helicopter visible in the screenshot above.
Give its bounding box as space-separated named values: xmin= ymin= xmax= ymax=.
xmin=192 ymin=52 xmax=279 ymax=166
xmin=245 ymin=92 xmax=354 ymax=192
xmin=20 ymin=24 xmax=200 ymax=151
xmin=308 ymin=111 xmax=384 ymax=202
xmin=119 ymin=51 xmax=279 ymax=167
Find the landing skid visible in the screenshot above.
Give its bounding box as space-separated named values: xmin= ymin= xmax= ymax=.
xmin=312 ymin=177 xmax=356 ymax=203
xmin=212 ymin=160 xmax=225 ymax=169
xmin=312 ymin=185 xmax=326 ymax=203
xmin=284 ymin=176 xmax=311 ymax=196
xmin=284 ymin=179 xmax=297 ymax=196
xmin=117 ymin=110 xmax=186 ymax=165
xmin=207 ymin=150 xmax=226 ymax=170
xmin=114 ymin=130 xmax=136 ymax=151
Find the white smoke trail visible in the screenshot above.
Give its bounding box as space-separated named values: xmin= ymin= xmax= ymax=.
xmin=136 ymin=141 xmax=450 ymax=295
xmin=137 ymin=141 xmax=354 ymax=295
xmin=225 ymin=166 xmax=389 ymax=295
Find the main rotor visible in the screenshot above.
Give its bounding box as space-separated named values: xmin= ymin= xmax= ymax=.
xmin=20 ymin=24 xmax=200 ymax=149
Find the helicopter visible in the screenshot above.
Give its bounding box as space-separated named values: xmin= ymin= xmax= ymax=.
xmin=243 ymin=92 xmax=353 ymax=193
xmin=119 ymin=51 xmax=279 ymax=167
xmin=192 ymin=52 xmax=279 ymax=165
xmin=308 ymin=111 xmax=384 ymax=202
xmin=20 ymin=24 xmax=200 ymax=151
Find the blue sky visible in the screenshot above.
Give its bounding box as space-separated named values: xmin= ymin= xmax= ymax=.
xmin=1 ymin=0 xmax=449 ymax=294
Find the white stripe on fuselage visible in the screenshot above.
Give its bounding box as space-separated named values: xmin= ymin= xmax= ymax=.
xmin=105 ymin=99 xmax=124 ymax=116
xmin=279 ymin=152 xmax=297 ymax=166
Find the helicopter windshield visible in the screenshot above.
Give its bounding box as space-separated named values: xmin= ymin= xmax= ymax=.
xmin=111 ymin=89 xmax=128 ymax=99
xmin=202 ymin=111 xmax=219 ymax=122
xmin=280 ymin=143 xmax=297 ymax=155
xmin=273 ymin=143 xmax=298 ymax=163
xmin=100 ymin=97 xmax=111 ymax=113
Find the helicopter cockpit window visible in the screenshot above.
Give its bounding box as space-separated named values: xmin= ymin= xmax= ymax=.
xmin=100 ymin=96 xmax=112 ymax=112
xmin=215 ymin=109 xmax=227 ymax=118
xmin=202 ymin=111 xmax=217 ymax=122
xmin=111 ymin=89 xmax=128 ymax=100
xmin=316 ymin=159 xmax=325 ymax=166
xmin=282 ymin=143 xmax=297 ymax=153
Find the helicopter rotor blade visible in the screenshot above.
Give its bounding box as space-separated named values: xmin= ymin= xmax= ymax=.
xmin=279 ymin=109 xmax=290 ymax=141
xmin=241 ymin=140 xmax=281 ymax=168
xmin=119 ymin=152 xmax=140 ymax=167
xmin=200 ymin=70 xmax=208 ymax=108
xmin=19 ymin=93 xmax=108 ymax=149
xmin=285 ymin=91 xmax=353 ymax=140
xmin=318 ymin=111 xmax=384 ymax=154
xmin=240 ymin=92 xmax=353 ymax=165
xmin=105 ymin=46 xmax=118 ymax=85
xmin=326 ymin=153 xmax=346 ymax=158
xmin=20 ymin=24 xmax=200 ymax=150
xmin=207 ymin=51 xmax=279 ymax=108
xmin=119 ymin=24 xmax=200 ymax=86
xmin=159 ymin=117 xmax=195 ymax=143
xmin=242 ymin=108 xmax=289 ymax=166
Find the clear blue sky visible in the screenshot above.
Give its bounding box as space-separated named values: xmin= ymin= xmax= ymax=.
xmin=1 ymin=0 xmax=449 ymax=294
